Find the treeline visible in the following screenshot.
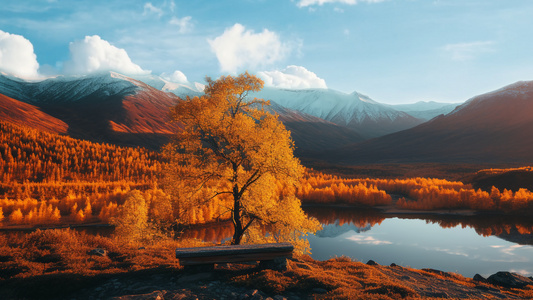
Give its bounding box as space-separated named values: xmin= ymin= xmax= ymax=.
xmin=0 ymin=121 xmax=231 ymax=227
xmin=297 ymin=171 xmax=392 ymax=206
xmin=0 ymin=121 xmax=161 ymax=184
xmin=298 ymin=170 xmax=533 ymax=214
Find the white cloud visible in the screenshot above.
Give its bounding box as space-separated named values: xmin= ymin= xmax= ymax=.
xmin=0 ymin=30 xmax=40 ymax=79
xmin=443 ymin=41 xmax=495 ymax=61
xmin=63 ymin=35 xmax=150 ymax=75
xmin=160 ymin=70 xmax=188 ymax=83
xmin=143 ymin=2 xmax=163 ymax=17
xmin=169 ymin=0 xmax=176 ymax=12
xmin=258 ymin=65 xmax=327 ymax=89
xmin=297 ymin=0 xmax=385 ymax=8
xmin=208 ymin=23 xmax=291 ymax=74
xmin=169 ymin=16 xmax=193 ymax=33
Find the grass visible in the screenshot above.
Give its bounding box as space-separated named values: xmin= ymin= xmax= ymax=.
xmin=1 ymin=229 xmax=532 ymax=299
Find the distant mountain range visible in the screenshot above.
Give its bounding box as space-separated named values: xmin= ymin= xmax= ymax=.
xmin=3 ymin=71 xmax=531 ymax=164
xmin=331 ymin=81 xmax=533 ymax=164
xmin=254 ymin=88 xmax=425 ymax=139
xmin=0 ymin=72 xmax=367 ymax=153
xmin=387 ymin=101 xmax=459 ymax=121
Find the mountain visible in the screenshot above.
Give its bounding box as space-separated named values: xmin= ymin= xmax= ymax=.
xmin=253 ymin=87 xmax=423 ymax=139
xmin=388 ymin=101 xmax=460 ymax=121
xmin=264 ymin=102 xmax=364 ymax=155
xmin=0 ymin=72 xmax=363 ymax=154
xmin=0 ymin=93 xmax=68 ymax=134
xmin=0 ymin=72 xmax=182 ymax=148
xmin=332 ymin=81 xmax=533 ymax=164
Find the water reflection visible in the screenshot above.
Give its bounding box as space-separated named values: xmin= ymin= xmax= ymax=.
xmin=304 ymin=206 xmax=533 ymax=277
xmin=178 ymin=221 xmax=234 ymax=244
xmin=304 ymin=206 xmax=533 ymax=245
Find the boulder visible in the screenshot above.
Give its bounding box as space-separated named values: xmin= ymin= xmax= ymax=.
xmin=473 ymin=274 xmax=487 ymax=283
xmin=487 ymin=271 xmax=533 ymax=289
xmin=366 ymin=260 xmax=379 ymax=266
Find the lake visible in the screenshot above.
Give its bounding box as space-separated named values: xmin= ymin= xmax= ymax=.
xmin=305 ymin=206 xmax=533 ymax=278
xmin=179 ymin=206 xmax=533 ymax=278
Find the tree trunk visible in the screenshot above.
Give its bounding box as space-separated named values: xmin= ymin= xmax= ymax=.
xmin=231 ymin=183 xmax=243 ymax=245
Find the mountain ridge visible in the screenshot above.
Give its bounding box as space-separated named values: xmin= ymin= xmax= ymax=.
xmin=331 ymin=80 xmax=533 ymax=164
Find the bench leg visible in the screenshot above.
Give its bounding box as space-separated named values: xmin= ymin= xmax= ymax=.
xmin=259 ymin=257 xmax=287 ymax=271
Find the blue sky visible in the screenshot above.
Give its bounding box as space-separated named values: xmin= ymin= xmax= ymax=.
xmin=1 ymin=0 xmax=533 ymax=104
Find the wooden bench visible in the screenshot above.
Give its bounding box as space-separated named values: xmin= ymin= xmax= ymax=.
xmin=176 ymin=242 xmax=294 ymax=271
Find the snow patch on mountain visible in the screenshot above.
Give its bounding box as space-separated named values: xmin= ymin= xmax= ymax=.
xmin=253 ymin=87 xmax=414 ymax=126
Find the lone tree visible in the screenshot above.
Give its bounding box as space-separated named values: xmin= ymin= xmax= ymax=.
xmin=163 ymin=72 xmax=319 ymax=248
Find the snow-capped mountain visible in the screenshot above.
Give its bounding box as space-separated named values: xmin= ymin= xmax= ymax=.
xmin=332 ymin=80 xmax=533 ymax=164
xmin=0 ymin=72 xmax=183 ymax=148
xmin=0 ymin=72 xmax=364 ymax=154
xmin=253 ymin=87 xmax=423 ymax=139
xmin=128 ymin=74 xmax=203 ymax=97
xmin=388 ymin=101 xmax=460 ymax=121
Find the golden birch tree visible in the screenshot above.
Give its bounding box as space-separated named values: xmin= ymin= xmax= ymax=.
xmin=163 ymin=72 xmax=320 ymax=248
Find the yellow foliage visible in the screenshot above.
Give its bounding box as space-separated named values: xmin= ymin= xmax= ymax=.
xmin=163 ymin=72 xmax=320 ymax=248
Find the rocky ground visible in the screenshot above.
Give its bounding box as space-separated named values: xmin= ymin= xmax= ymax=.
xmin=4 ymin=256 xmax=531 ymax=300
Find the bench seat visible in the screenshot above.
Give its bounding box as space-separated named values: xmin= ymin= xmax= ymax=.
xmin=176 ymin=242 xmax=294 ymax=270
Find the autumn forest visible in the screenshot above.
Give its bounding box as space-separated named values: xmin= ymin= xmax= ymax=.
xmin=2 ymin=116 xmax=533 ymax=229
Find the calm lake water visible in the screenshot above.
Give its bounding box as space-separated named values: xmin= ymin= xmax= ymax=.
xmin=305 ymin=206 xmax=533 ymax=278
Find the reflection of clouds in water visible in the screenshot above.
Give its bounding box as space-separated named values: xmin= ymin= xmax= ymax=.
xmin=491 ymin=244 xmax=526 ymax=256
xmin=479 ymin=245 xmax=531 ymax=263
xmin=509 ymin=269 xmax=532 ymax=276
xmin=346 ymin=234 xmax=392 ymax=245
xmin=423 ymin=246 xmax=469 ymax=257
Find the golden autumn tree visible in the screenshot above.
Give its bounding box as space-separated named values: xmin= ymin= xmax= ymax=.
xmin=163 ymin=72 xmax=320 ymax=247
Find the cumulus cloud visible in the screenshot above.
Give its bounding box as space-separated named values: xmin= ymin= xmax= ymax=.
xmin=208 ymin=23 xmax=291 ymax=73
xmin=169 ymin=16 xmax=193 ymax=33
xmin=160 ymin=70 xmax=188 ymax=83
xmin=0 ymin=30 xmax=40 ymax=79
xmin=258 ymin=65 xmax=327 ymax=89
xmin=297 ymin=0 xmax=385 ymax=8
xmin=63 ymin=35 xmax=149 ymax=75
xmin=443 ymin=41 xmax=495 ymax=61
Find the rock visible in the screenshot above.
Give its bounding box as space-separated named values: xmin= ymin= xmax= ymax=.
xmin=366 ymin=260 xmax=378 ymax=266
xmin=250 ymin=294 xmax=264 ymax=300
xmin=487 ymin=271 xmax=533 ymax=289
xmin=390 ymin=263 xmax=398 ymax=267
xmin=138 ymin=247 xmax=146 ymax=250
xmin=473 ymin=274 xmax=487 ymax=283
xmin=89 ymin=248 xmax=108 ymax=257
xmin=311 ymin=288 xmax=327 ymax=294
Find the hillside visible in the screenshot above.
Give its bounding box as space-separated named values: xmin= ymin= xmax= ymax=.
xmin=0 ymin=93 xmax=68 ymax=134
xmin=332 ymin=81 xmax=533 ymax=164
